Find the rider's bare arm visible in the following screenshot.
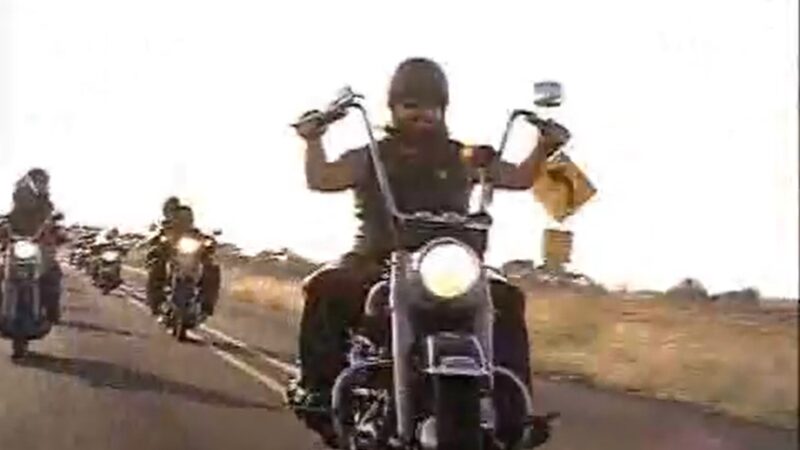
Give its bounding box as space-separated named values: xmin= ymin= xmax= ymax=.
xmin=304 ymin=138 xmax=358 ymax=192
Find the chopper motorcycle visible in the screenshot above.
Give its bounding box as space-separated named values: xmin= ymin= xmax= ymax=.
xmin=288 ymin=83 xmax=566 ymax=450
xmin=0 ymin=212 xmax=66 ymax=359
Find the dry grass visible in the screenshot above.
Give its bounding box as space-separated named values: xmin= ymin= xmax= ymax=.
xmin=225 ymin=271 xmax=798 ymax=429
xmin=227 ymin=273 xmax=304 ymax=314
xmin=527 ymin=293 xmax=798 ymax=428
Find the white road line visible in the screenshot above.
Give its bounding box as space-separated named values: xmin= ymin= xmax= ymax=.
xmin=128 ymin=298 xmax=149 ymax=313
xmin=199 ymin=325 xmax=301 ymax=377
xmin=208 ymin=344 xmax=288 ymax=394
xmin=116 ymin=284 xmax=291 ymax=396
xmin=184 ymin=329 xmax=286 ymax=393
xmin=123 ymin=265 xmax=148 ymax=276
xmin=118 ymin=281 xmax=301 ymax=378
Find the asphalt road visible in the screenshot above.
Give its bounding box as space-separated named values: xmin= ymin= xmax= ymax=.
xmin=0 ymin=266 xmax=796 ymax=450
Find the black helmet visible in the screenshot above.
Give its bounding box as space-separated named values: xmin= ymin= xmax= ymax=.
xmin=162 ymin=196 xmax=180 ymax=216
xmin=13 ymin=168 xmax=50 ymax=206
xmin=388 ymin=57 xmax=449 ymax=108
xmin=23 ymin=167 xmax=50 ymax=197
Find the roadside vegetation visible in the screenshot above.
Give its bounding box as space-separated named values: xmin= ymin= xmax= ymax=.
xmin=125 ymin=243 xmax=799 ymax=429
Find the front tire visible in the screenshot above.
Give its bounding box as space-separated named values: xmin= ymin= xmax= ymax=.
xmin=11 ymin=338 xmax=28 ymax=360
xmin=434 ymin=376 xmax=484 ymax=450
xmin=170 ymin=281 xmax=192 ymax=342
xmin=174 ymin=319 xmax=187 ymax=341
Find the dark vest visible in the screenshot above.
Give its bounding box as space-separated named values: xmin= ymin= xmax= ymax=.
xmin=7 ymin=199 xmax=53 ymax=236
xmin=351 ymin=137 xmax=473 ymax=260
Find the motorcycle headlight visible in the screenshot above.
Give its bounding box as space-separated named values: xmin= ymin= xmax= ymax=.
xmin=101 ymin=250 xmax=120 ymax=262
xmin=417 ymin=240 xmax=481 ymax=300
xmin=176 ymin=237 xmax=202 ymax=255
xmin=13 ymin=240 xmax=40 ymax=260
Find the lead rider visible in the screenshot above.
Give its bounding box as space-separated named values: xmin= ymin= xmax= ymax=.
xmin=290 ymin=57 xmax=567 ymax=447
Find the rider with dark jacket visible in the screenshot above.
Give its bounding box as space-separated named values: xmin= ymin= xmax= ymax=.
xmin=146 ymin=199 xmax=220 ymax=317
xmin=0 ymin=168 xmax=65 ymax=322
xmin=146 ymin=197 xmax=182 ymax=314
xmin=290 ymin=57 xmax=567 ymax=447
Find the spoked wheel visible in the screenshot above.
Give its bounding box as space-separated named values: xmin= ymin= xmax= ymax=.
xmin=11 ymin=338 xmax=28 ymax=360
xmin=169 ymin=305 xmax=187 ymax=341
xmin=332 ymin=364 xmax=393 ymax=450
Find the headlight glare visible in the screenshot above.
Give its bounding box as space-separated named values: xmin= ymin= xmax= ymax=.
xmin=101 ymin=250 xmax=120 ymax=262
xmin=13 ymin=241 xmax=40 ymax=260
xmin=418 ymin=241 xmax=481 ymax=300
xmin=177 ymin=237 xmax=202 ymax=255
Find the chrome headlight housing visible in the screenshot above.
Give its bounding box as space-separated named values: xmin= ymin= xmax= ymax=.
xmin=176 ymin=236 xmax=202 ymax=255
xmin=416 ymin=238 xmax=481 ymax=300
xmin=101 ymin=250 xmax=120 ymax=262
xmin=13 ymin=240 xmax=40 ymax=260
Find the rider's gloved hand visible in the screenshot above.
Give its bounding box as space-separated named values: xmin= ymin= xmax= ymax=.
xmin=294 ymin=110 xmax=329 ymax=141
xmin=535 ymin=118 xmax=571 ymax=154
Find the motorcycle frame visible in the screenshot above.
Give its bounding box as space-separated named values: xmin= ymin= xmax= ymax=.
xmin=165 ymin=235 xmax=208 ymax=322
xmin=1 ymin=235 xmax=46 ymax=336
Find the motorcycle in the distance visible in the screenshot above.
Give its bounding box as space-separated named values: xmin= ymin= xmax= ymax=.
xmin=91 ymin=243 xmax=126 ymax=294
xmin=0 ymin=212 xmax=65 ymax=359
xmin=288 ymin=84 xmax=565 ymax=450
xmin=157 ymin=229 xmax=220 ymax=341
xmin=71 ymin=250 xmax=85 ymax=268
xmin=67 ymin=229 xmax=98 ymax=270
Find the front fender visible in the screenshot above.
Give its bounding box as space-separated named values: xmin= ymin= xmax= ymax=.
xmin=423 ymin=332 xmax=490 ymax=378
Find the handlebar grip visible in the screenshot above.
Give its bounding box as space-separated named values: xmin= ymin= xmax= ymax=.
xmin=291 ymin=107 xmax=347 ymax=129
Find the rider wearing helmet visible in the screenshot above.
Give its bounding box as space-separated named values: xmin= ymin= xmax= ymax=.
xmin=146 ymin=197 xmax=183 ymax=314
xmin=146 ymin=200 xmax=220 ymax=317
xmin=8 ymin=168 xmax=54 ymax=234
xmin=290 ymin=57 xmax=566 ymax=447
xmin=0 ymin=168 xmax=64 ymax=322
xmin=88 ymin=228 xmax=123 ymax=279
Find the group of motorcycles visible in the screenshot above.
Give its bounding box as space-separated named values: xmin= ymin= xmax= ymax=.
xmin=68 ymin=223 xmax=222 ymax=343
xmin=0 ymin=214 xmax=222 ymax=359
xmin=68 ymin=228 xmax=127 ymax=294
xmin=2 ymin=80 xmax=562 ymax=448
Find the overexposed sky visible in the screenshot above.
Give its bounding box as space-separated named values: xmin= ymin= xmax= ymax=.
xmin=1 ymin=0 xmax=797 ymax=298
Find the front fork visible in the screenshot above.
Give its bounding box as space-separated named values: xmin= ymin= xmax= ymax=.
xmin=390 ymin=259 xmax=498 ymax=445
xmin=168 ymin=264 xmax=202 ymax=323
xmin=2 ymin=278 xmax=41 ymax=325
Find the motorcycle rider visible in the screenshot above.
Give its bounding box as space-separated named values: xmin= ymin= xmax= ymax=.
xmin=88 ymin=227 xmax=123 ymax=280
xmin=290 ymin=57 xmax=567 ymax=446
xmin=0 ymin=168 xmax=66 ymax=323
xmin=146 ymin=197 xmax=182 ymax=315
xmin=74 ymin=228 xmax=99 ymax=269
xmin=146 ymin=200 xmax=220 ymax=317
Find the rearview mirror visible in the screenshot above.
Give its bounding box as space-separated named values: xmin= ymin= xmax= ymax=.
xmin=329 ymin=85 xmax=362 ymax=111
xmin=534 ymin=81 xmax=562 ymax=108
